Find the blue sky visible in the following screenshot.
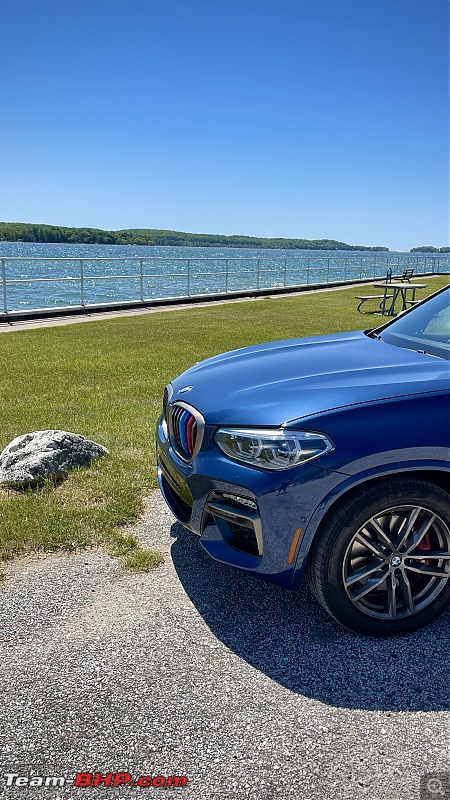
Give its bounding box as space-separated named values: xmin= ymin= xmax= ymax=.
xmin=1 ymin=0 xmax=448 ymax=251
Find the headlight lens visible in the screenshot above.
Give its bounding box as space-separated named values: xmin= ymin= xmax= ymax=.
xmin=215 ymin=427 xmax=333 ymax=470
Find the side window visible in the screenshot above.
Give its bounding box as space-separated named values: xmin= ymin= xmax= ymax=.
xmin=423 ymin=307 xmax=450 ymax=337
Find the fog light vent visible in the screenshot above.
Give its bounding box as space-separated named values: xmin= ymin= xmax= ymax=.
xmin=205 ymin=498 xmax=263 ymax=557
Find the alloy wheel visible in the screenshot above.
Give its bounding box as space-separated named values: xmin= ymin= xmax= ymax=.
xmin=342 ymin=504 xmax=450 ymax=620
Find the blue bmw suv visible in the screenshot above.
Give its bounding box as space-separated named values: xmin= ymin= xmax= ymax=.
xmin=156 ymin=285 xmax=450 ymax=635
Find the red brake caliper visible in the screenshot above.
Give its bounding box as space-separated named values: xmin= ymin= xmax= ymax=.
xmin=416 ymin=532 xmax=431 ymax=566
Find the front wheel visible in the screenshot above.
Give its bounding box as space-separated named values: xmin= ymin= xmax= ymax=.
xmin=307 ymin=479 xmax=450 ymax=636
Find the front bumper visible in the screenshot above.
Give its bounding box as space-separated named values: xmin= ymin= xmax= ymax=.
xmin=156 ymin=414 xmax=346 ymax=588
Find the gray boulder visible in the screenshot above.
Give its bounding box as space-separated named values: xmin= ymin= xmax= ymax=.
xmin=0 ymin=430 xmax=108 ymax=487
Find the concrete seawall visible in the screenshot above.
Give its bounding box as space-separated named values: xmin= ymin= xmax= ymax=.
xmin=0 ymin=273 xmax=446 ymax=332
xmin=1 ymin=272 xmax=442 ymax=324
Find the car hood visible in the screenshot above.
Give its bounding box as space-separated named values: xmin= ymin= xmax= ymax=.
xmin=170 ymin=331 xmax=449 ymax=426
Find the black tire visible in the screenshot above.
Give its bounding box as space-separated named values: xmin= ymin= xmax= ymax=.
xmin=307 ymin=478 xmax=450 ymax=636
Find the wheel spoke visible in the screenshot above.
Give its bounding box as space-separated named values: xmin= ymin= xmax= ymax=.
xmin=397 ymin=570 xmax=415 ymax=614
xmin=366 ymin=518 xmax=396 ymax=551
xmin=403 ymin=513 xmax=437 ymax=554
xmin=406 ymin=550 xmax=450 ymax=561
xmin=352 ymin=568 xmax=389 ymax=600
xmin=386 ymin=571 xmax=398 ymax=618
xmin=345 ymin=559 xmax=386 ymax=587
xmin=405 ymin=563 xmax=449 ymax=579
xmin=355 ymin=529 xmax=387 ymax=558
xmin=396 ymin=507 xmax=422 ymax=549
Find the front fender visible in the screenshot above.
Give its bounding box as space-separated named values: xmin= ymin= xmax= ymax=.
xmin=291 ymin=455 xmax=450 ymax=588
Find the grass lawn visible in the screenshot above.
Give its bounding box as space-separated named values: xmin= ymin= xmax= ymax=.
xmin=0 ymin=275 xmax=448 ymax=564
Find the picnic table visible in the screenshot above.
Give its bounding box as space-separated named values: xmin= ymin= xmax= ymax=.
xmin=375 ymin=282 xmax=427 ymax=315
xmin=356 ymin=282 xmax=427 ymax=315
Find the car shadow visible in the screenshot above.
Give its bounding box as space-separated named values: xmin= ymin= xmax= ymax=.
xmin=170 ymin=522 xmax=450 ymax=712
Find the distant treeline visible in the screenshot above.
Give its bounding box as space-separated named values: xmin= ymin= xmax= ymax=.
xmin=410 ymin=245 xmax=449 ymax=253
xmin=0 ymin=223 xmax=155 ymax=246
xmin=0 ymin=222 xmax=390 ymax=251
xmin=128 ymin=228 xmax=389 ymax=250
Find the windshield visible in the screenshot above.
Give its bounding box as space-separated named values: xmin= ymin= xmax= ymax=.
xmin=374 ymin=286 xmax=450 ymax=360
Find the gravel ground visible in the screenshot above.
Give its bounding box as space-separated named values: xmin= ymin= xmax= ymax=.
xmin=0 ymin=490 xmax=449 ymax=800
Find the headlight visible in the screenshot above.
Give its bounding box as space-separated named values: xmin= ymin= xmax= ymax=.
xmin=215 ymin=428 xmax=333 ymax=470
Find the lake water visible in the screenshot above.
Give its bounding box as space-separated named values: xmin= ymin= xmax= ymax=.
xmin=0 ymin=241 xmax=447 ymax=312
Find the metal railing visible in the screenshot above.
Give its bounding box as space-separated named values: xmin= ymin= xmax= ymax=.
xmin=0 ymin=254 xmax=448 ymax=315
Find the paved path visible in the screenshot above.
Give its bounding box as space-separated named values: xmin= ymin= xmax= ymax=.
xmin=0 ymin=491 xmax=448 ymax=800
